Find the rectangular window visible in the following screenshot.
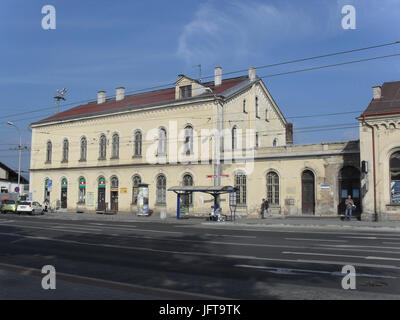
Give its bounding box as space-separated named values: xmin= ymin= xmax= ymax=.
xmin=180 ymin=85 xmax=192 ymax=98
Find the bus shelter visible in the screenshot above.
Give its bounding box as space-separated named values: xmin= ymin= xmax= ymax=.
xmin=168 ymin=186 xmax=237 ymax=219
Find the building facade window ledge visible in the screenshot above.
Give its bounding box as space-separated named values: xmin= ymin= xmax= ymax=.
xmin=98 ymin=157 xmax=106 ymax=161
xmin=387 ymin=203 xmax=400 ymax=207
xmin=79 ymin=159 xmax=87 ymax=162
xmin=110 ymin=157 xmax=119 ymax=160
xmin=45 ymin=161 xmax=51 ymax=164
xmin=155 ymin=203 xmax=166 ymax=207
xmin=132 ymin=155 xmax=142 ymax=159
xmin=61 ymin=160 xmax=68 ymax=164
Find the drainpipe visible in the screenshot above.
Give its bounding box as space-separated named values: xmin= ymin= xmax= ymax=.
xmin=362 ymin=115 xmax=378 ymax=221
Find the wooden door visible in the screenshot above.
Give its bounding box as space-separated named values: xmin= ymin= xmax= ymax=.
xmin=302 ymin=170 xmax=315 ymax=214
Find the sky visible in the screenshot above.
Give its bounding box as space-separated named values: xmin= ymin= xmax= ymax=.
xmin=0 ymin=0 xmax=399 ymax=177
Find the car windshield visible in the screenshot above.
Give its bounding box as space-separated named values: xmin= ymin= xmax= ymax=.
xmin=19 ymin=202 xmax=31 ymax=205
xmin=3 ymin=200 xmax=15 ymax=204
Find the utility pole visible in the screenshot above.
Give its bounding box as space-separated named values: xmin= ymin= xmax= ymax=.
xmin=54 ymin=88 xmax=67 ymax=114
xmin=7 ymin=121 xmax=21 ymax=196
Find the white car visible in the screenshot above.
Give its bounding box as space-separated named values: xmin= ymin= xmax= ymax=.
xmin=16 ymin=201 xmax=44 ymax=215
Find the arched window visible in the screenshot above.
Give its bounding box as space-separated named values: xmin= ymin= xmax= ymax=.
xmin=99 ymin=134 xmax=106 ymax=159
xmin=235 ymin=172 xmax=247 ymax=205
xmin=46 ymin=141 xmax=52 ymax=163
xmin=156 ymin=174 xmax=167 ymax=205
xmin=273 ymin=138 xmax=277 ymax=147
xmin=80 ymin=137 xmax=87 ymax=161
xmin=111 ymin=176 xmax=119 ymax=188
xmin=232 ymin=126 xmax=237 ymax=151
xmin=62 ymin=139 xmax=69 ymax=162
xmin=158 ymin=128 xmax=167 ymax=156
xmin=265 ymin=108 xmax=269 ymax=121
xmin=132 ymin=175 xmax=141 ymax=204
xmin=255 ymin=96 xmax=259 ymax=118
xmin=78 ymin=177 xmax=86 ymax=203
xmin=112 ymin=133 xmax=119 ymax=159
xmin=182 ymin=174 xmax=194 ymax=205
xmin=134 ymin=131 xmax=142 ymax=157
xmin=184 ymin=125 xmax=193 ymax=155
xmin=267 ymin=172 xmax=279 ymax=205
xmin=390 ymin=151 xmax=400 ymax=203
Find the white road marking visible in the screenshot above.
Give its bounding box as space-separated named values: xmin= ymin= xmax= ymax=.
xmin=0 ymin=220 xmax=14 ymax=224
xmin=342 ymin=236 xmax=400 ymax=240
xmin=318 ymin=244 xmax=400 ymax=250
xmin=285 ymin=238 xmax=347 ymax=243
xmin=204 ymin=234 xmax=256 ymax=239
xmin=53 ymin=226 xmax=102 ymax=232
xmin=234 ymin=264 xmax=397 ymax=279
xmin=176 ymin=225 xmax=400 ymax=237
xmin=1 ymin=230 xmax=400 ymax=271
xmin=283 ymin=251 xmax=400 ymax=262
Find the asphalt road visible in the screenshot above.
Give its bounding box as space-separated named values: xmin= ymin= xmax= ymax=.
xmin=1 ymin=213 xmax=400 ymax=300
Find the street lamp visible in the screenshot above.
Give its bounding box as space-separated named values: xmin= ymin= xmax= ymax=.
xmin=7 ymin=121 xmax=22 ymax=196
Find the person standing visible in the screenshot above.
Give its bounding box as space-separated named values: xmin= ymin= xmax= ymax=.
xmin=260 ymin=199 xmax=266 ymax=219
xmin=344 ymin=195 xmax=354 ymax=221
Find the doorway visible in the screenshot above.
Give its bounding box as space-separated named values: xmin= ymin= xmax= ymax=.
xmin=98 ymin=177 xmax=106 ymax=211
xmin=338 ymin=166 xmax=361 ymax=217
xmin=61 ymin=190 xmax=67 ymax=208
xmin=302 ymin=170 xmax=315 ymax=214
xmin=60 ymin=178 xmax=68 ymax=209
xmin=110 ymin=176 xmax=119 ymax=212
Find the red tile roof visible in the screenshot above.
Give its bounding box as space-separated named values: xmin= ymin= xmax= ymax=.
xmin=362 ymin=81 xmax=400 ymax=117
xmin=37 ymin=76 xmax=248 ymax=124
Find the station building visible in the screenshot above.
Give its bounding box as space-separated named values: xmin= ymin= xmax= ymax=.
xmin=29 ymin=66 xmax=366 ymax=218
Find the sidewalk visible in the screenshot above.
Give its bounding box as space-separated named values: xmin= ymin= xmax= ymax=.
xmin=34 ymin=211 xmax=400 ymax=230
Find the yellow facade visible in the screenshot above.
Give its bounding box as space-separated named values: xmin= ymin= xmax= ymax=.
xmin=30 ymin=71 xmax=360 ymax=217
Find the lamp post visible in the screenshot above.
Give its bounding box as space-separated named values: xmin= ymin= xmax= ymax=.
xmin=7 ymin=121 xmax=21 ymax=196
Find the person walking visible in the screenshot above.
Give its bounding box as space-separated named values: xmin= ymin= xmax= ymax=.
xmin=265 ymin=199 xmax=269 ymax=217
xmin=344 ymin=195 xmax=354 ymax=221
xmin=260 ymin=199 xmax=266 ymax=219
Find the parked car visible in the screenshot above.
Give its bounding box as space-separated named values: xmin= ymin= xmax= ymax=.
xmin=1 ymin=200 xmax=18 ymax=214
xmin=16 ymin=201 xmax=44 ymax=215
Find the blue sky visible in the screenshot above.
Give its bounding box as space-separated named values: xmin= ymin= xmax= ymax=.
xmin=0 ymin=0 xmax=399 ymax=176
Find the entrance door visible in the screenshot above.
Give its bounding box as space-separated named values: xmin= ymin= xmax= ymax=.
xmin=338 ymin=166 xmax=361 ymax=217
xmin=111 ymin=191 xmax=118 ymax=211
xmin=302 ymin=170 xmax=315 ymax=214
xmin=98 ymin=188 xmax=106 ymax=211
xmin=61 ymin=189 xmax=67 ymax=208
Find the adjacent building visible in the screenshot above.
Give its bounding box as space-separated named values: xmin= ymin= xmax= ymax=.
xmin=358 ymin=81 xmax=400 ymax=221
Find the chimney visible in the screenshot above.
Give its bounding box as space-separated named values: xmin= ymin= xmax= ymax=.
xmin=372 ymin=86 xmax=382 ymax=100
xmin=214 ymin=66 xmax=222 ymax=87
xmin=286 ymin=123 xmax=293 ymax=145
xmin=116 ymin=87 xmax=125 ymax=101
xmin=97 ymin=91 xmax=106 ymax=104
xmin=248 ymin=66 xmax=256 ymax=81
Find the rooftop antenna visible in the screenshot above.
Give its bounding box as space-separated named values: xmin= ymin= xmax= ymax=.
xmin=54 ymin=88 xmax=67 ymax=114
xmin=193 ymin=64 xmax=202 ymax=82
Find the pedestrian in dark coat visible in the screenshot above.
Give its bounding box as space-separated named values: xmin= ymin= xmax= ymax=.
xmin=260 ymin=199 xmax=266 ymax=219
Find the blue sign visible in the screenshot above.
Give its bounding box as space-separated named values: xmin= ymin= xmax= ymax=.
xmin=48 ymin=179 xmax=52 ymax=187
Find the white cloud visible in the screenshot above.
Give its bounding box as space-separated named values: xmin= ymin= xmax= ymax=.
xmin=177 ymin=1 xmax=317 ymax=65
